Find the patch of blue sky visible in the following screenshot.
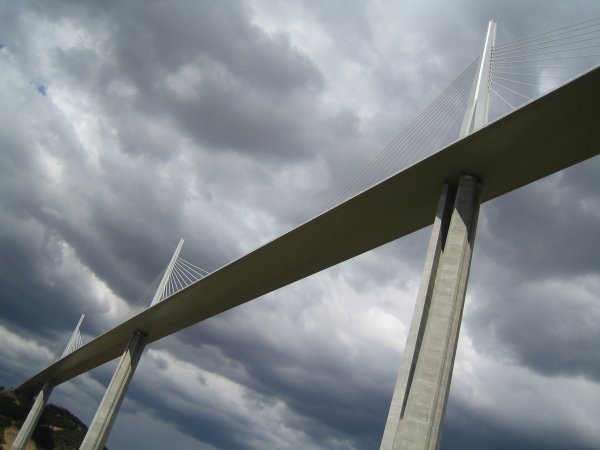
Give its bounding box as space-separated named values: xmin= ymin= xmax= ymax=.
xmin=31 ymin=81 xmax=47 ymax=96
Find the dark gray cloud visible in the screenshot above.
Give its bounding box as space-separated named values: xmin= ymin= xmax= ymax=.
xmin=466 ymin=158 xmax=600 ymax=382
xmin=1 ymin=1 xmax=599 ymax=449
xmin=44 ymin=0 xmax=331 ymax=164
xmin=442 ymin=395 xmax=596 ymax=450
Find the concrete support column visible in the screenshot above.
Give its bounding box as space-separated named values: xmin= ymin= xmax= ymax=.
xmin=381 ymin=184 xmax=455 ymax=449
xmin=79 ymin=331 xmax=146 ymax=450
xmin=11 ymin=379 xmax=54 ymax=450
xmin=381 ymin=175 xmax=481 ymax=450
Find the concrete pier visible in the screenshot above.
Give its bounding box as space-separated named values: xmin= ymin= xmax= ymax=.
xmin=79 ymin=331 xmax=146 ymax=450
xmin=11 ymin=379 xmax=54 ymax=450
xmin=380 ymin=184 xmax=455 ymax=449
xmin=381 ymin=175 xmax=481 ymax=449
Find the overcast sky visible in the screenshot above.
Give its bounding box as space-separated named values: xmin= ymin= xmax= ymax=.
xmin=1 ymin=1 xmax=600 ymax=449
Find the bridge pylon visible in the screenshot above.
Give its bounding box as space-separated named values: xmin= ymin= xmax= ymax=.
xmin=380 ymin=20 xmax=496 ymax=450
xmin=78 ymin=238 xmax=185 ymax=450
xmin=11 ymin=314 xmax=85 ymax=450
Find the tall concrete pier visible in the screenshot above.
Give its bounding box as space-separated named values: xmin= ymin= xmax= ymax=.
xmin=11 ymin=380 xmax=54 ymax=450
xmin=381 ymin=20 xmax=495 ymax=449
xmin=381 ymin=176 xmax=481 ymax=449
xmin=79 ymin=331 xmax=146 ymax=450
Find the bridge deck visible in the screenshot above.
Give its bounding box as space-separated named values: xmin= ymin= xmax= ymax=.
xmin=19 ymin=66 xmax=600 ymax=396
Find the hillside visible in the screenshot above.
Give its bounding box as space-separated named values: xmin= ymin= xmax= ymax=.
xmin=0 ymin=387 xmax=104 ymax=450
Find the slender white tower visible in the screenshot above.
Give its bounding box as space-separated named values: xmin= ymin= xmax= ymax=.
xmin=150 ymin=238 xmax=185 ymax=306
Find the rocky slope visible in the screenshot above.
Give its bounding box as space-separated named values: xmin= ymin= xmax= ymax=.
xmin=0 ymin=387 xmax=101 ymax=450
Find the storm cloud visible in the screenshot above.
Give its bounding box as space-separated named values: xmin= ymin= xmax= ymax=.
xmin=1 ymin=1 xmax=599 ymax=449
